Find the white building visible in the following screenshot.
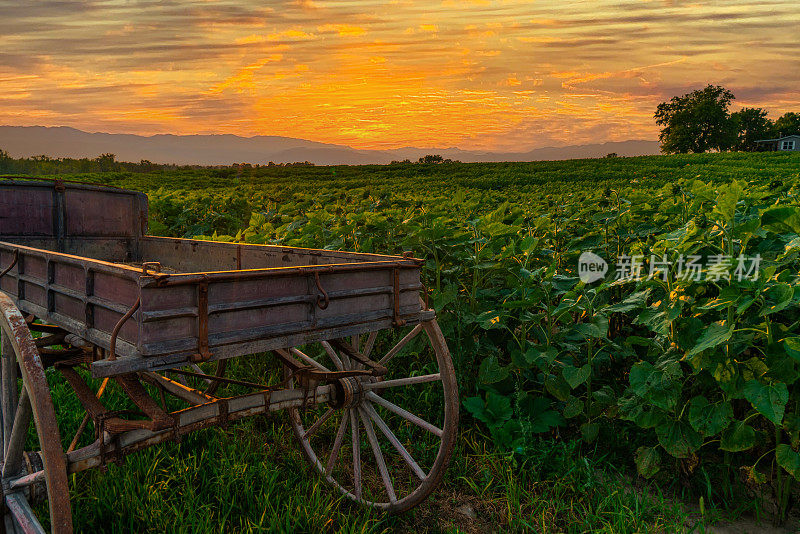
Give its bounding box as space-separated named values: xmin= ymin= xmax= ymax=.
xmin=755 ymin=135 xmax=800 ymax=151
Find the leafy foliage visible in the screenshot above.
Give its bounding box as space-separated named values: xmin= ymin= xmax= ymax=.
xmin=15 ymin=150 xmax=800 ymax=523
xmin=655 ymin=85 xmax=736 ymax=153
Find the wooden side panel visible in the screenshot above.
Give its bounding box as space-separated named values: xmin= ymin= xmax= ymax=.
xmin=64 ymin=189 xmax=139 ymax=238
xmin=0 ymin=186 xmax=53 ymax=236
xmin=0 ymin=243 xmax=142 ymax=355
xmin=139 ymin=238 xmax=239 ymax=272
xmin=137 ymin=265 xmax=423 ymax=358
xmin=0 ymin=180 xmax=147 ymax=261
xmin=139 ymin=236 xmax=407 ymax=273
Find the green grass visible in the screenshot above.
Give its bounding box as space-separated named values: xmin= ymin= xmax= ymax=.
xmin=60 ymin=410 xmax=696 ymax=533
xmin=35 ymin=327 xmax=702 ymax=533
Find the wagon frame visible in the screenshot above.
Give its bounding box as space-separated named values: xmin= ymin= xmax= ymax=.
xmin=0 ymin=178 xmax=459 ymax=533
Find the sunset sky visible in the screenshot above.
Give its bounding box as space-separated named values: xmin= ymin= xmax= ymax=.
xmin=1 ymin=1 xmax=798 ymax=151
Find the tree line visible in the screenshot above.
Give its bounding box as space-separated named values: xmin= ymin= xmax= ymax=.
xmin=655 ymin=85 xmax=799 ymax=153
xmin=0 ymin=151 xmax=318 ymax=175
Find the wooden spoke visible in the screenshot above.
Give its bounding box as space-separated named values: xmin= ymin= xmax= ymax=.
xmin=362 ymin=331 xmax=378 ymax=358
xmin=378 ymin=324 xmax=423 ymax=366
xmin=366 ymin=391 xmax=443 ymax=437
xmin=288 ymin=348 xmax=331 ymax=372
xmin=302 ymin=407 xmax=335 ymax=439
xmin=5 ymin=492 xmax=46 ymax=534
xmin=362 ymin=373 xmax=441 ymax=391
xmin=348 ymin=334 xmax=363 ymax=371
xmin=364 ymin=402 xmax=426 ymax=480
xmin=358 ymin=407 xmax=397 ymax=503
xmin=8 ymin=470 xmax=46 ymax=491
xmin=325 ymin=411 xmax=349 ymax=475
xmin=284 ymin=317 xmax=458 ymax=513
xmin=189 ymin=363 xmax=213 ymax=384
xmin=350 ymin=409 xmax=362 ymax=500
xmin=2 ymin=386 xmax=31 ymax=479
xmin=320 ymin=341 xmax=344 ymax=371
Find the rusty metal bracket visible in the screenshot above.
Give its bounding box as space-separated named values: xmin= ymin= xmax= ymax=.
xmin=314 ymin=272 xmax=329 ymax=310
xmin=108 ymin=297 xmax=140 ymax=361
xmin=392 ymin=267 xmax=406 ymax=327
xmin=218 ymin=398 xmax=229 ymax=429
xmin=141 ymin=262 xmax=161 ymax=275
xmin=191 ymin=277 xmax=212 ymax=362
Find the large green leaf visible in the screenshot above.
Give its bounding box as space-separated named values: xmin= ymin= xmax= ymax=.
xmin=562 ymin=364 xmax=591 ymax=389
xmin=580 ymin=422 xmax=600 ymax=443
xmin=635 ymin=446 xmax=661 ymax=479
xmin=688 ymin=322 xmax=733 ymax=356
xmin=785 ymin=337 xmax=800 ymax=362
xmin=479 ymin=355 xmax=510 ymax=385
xmin=629 ymin=361 xmax=682 ymax=411
xmin=720 ymin=420 xmax=756 ymax=452
xmin=784 ymin=413 xmax=800 ymax=449
xmin=463 ymin=396 xmax=485 ymax=421
xmin=687 ymin=396 xmax=733 ymax=437
xmin=605 ymin=289 xmax=651 ymax=313
xmin=562 ymin=395 xmax=584 ymax=419
xmin=519 ymin=395 xmax=564 ymax=433
xmin=776 ymin=444 xmax=800 ymax=481
xmin=524 ymin=346 xmax=558 ymax=370
xmin=761 ymin=206 xmax=800 ymax=235
xmin=760 ymin=283 xmax=794 ymax=316
xmin=484 ymin=392 xmax=514 ymax=423
xmin=545 ymin=373 xmax=571 ymax=401
xmin=743 ymin=380 xmax=788 ymax=424
xmin=475 ymin=310 xmax=506 ymax=330
xmin=713 ymin=180 xmax=743 ymax=223
xmin=656 ymin=418 xmax=702 ymax=458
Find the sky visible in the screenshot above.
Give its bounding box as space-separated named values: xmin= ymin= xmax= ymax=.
xmin=0 ymin=0 xmax=798 ymax=151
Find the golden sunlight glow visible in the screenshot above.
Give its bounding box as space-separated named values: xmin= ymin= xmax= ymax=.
xmin=0 ymin=0 xmax=797 ymax=150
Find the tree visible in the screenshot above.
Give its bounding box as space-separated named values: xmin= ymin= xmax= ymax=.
xmin=0 ymin=149 xmax=11 ymax=173
xmin=95 ymin=153 xmax=117 ymax=172
xmin=730 ymin=107 xmax=773 ymax=151
xmin=772 ymin=112 xmax=800 ymax=137
xmin=654 ymin=85 xmax=736 ymax=153
xmin=418 ymin=154 xmax=444 ymax=164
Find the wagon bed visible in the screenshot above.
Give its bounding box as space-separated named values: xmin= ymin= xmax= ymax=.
xmin=0 ymin=177 xmax=457 ymax=533
xmin=0 ymin=179 xmax=429 ymax=378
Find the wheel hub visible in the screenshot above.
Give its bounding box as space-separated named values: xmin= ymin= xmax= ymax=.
xmin=1 ymin=452 xmax=46 ymax=504
xmin=22 ymin=451 xmax=47 ymax=504
xmin=332 ymin=376 xmax=365 ymax=408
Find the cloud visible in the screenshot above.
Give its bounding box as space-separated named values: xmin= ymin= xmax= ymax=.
xmin=317 ymin=24 xmax=367 ymax=36
xmin=0 ymin=0 xmax=797 ymax=150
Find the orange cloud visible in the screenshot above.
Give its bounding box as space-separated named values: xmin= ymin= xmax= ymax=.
xmin=0 ymin=1 xmax=797 ymax=151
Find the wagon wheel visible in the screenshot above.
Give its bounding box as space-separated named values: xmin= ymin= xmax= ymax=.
xmin=0 ymin=293 xmax=72 ymax=533
xmin=284 ymin=316 xmax=458 ymax=512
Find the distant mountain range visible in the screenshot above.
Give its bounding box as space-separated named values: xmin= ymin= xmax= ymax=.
xmin=0 ymin=126 xmax=661 ymax=165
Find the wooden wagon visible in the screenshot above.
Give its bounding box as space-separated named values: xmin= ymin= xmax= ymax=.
xmin=0 ymin=178 xmax=459 ymax=533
